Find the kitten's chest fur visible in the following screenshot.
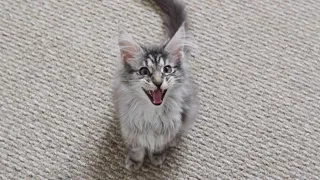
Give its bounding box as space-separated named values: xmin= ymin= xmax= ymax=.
xmin=116 ymin=87 xmax=184 ymax=150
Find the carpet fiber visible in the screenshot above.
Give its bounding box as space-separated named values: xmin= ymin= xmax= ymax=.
xmin=1 ymin=0 xmax=320 ymax=179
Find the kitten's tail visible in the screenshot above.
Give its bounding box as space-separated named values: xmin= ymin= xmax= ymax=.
xmin=152 ymin=0 xmax=187 ymax=38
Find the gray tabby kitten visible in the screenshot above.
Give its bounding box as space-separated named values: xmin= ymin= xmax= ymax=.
xmin=113 ymin=0 xmax=199 ymax=170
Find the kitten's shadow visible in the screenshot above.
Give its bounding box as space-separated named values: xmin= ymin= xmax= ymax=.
xmin=89 ymin=111 xmax=184 ymax=179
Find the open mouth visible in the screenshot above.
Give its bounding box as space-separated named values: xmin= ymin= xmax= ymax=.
xmin=142 ymin=88 xmax=167 ymax=106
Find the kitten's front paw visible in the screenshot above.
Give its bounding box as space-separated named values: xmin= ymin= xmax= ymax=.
xmin=149 ymin=151 xmax=166 ymax=166
xmin=125 ymin=157 xmax=143 ymax=171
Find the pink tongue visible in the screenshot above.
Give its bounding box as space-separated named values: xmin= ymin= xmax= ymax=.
xmin=152 ymin=89 xmax=162 ymax=104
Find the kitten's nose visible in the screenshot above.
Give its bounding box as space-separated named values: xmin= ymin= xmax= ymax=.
xmin=152 ymin=73 xmax=163 ymax=88
xmin=153 ymin=80 xmax=163 ymax=89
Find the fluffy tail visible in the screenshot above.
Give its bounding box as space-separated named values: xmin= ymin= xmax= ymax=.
xmin=152 ymin=0 xmax=187 ymax=38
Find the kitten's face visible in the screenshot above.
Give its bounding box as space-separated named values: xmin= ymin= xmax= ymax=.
xmin=124 ymin=49 xmax=184 ymax=106
xmin=118 ymin=25 xmax=189 ymax=106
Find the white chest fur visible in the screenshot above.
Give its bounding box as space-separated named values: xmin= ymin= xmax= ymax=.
xmin=118 ymin=90 xmax=183 ymax=151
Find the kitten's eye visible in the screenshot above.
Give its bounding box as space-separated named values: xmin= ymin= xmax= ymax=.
xmin=139 ymin=67 xmax=150 ymax=75
xmin=163 ymin=65 xmax=172 ymax=73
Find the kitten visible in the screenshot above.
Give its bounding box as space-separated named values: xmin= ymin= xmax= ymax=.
xmin=112 ymin=0 xmax=199 ymax=170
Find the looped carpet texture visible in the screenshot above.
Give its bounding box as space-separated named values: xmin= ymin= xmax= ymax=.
xmin=0 ymin=0 xmax=320 ymax=179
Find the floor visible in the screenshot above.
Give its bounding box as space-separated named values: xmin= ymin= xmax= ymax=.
xmin=1 ymin=0 xmax=320 ymax=179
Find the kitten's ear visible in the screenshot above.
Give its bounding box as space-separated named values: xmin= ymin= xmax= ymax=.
xmin=164 ymin=22 xmax=192 ymax=60
xmin=118 ymin=30 xmax=142 ymax=62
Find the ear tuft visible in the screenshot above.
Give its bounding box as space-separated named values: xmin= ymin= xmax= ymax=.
xmin=118 ymin=30 xmax=142 ymax=62
xmin=164 ymin=22 xmax=194 ymax=60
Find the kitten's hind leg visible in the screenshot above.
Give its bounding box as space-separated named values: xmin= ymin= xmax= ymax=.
xmin=180 ymin=97 xmax=199 ymax=134
xmin=148 ymin=147 xmax=166 ymax=166
xmin=168 ymin=134 xmax=181 ymax=148
xmin=169 ymin=98 xmax=199 ymax=148
xmin=125 ymin=146 xmax=145 ymax=171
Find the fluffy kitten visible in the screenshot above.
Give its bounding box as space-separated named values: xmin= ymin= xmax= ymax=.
xmin=112 ymin=0 xmax=199 ymax=170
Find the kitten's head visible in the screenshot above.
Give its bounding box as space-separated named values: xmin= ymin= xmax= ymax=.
xmin=118 ymin=24 xmax=192 ymax=106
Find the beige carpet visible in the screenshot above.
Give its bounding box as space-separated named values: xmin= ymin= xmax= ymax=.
xmin=1 ymin=0 xmax=320 ymax=179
